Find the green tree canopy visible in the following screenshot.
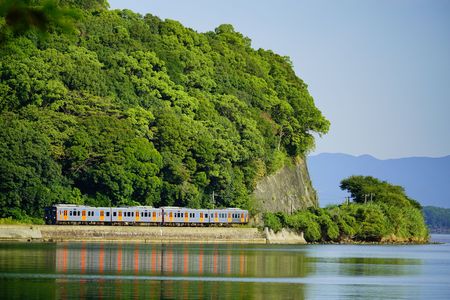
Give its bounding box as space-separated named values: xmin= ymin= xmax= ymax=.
xmin=0 ymin=1 xmax=329 ymax=220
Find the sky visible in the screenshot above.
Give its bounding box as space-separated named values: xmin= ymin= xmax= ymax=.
xmin=109 ymin=0 xmax=450 ymax=159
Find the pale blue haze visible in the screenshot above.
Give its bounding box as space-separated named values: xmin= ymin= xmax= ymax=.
xmin=109 ymin=0 xmax=450 ymax=159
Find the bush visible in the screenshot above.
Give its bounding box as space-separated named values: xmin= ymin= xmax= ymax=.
xmin=263 ymin=212 xmax=282 ymax=233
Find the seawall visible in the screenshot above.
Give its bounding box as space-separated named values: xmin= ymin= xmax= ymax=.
xmin=0 ymin=225 xmax=307 ymax=244
xmin=0 ymin=225 xmax=268 ymax=244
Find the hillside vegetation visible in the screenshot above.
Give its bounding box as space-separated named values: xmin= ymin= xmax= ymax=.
xmin=0 ymin=1 xmax=329 ymax=220
xmin=265 ymin=176 xmax=429 ymax=243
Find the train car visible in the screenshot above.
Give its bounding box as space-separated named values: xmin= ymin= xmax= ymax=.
xmin=209 ymin=209 xmax=230 ymax=225
xmin=136 ymin=206 xmax=163 ymax=224
xmin=46 ymin=204 xmax=111 ymax=224
xmin=111 ymin=206 xmax=162 ymax=225
xmin=161 ymin=207 xmax=210 ymax=225
xmin=208 ymin=208 xmax=249 ymax=225
xmin=224 ymin=208 xmax=249 ymax=224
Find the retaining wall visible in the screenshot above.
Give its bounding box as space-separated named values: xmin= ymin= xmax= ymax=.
xmin=0 ymin=225 xmax=267 ymax=243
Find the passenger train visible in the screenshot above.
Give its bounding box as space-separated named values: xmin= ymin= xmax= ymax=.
xmin=44 ymin=204 xmax=249 ymax=226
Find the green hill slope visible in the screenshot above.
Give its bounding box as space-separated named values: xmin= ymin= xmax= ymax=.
xmin=0 ymin=1 xmax=328 ymax=220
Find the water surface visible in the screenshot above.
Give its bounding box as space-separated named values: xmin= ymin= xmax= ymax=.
xmin=1 ymin=234 xmax=449 ymax=299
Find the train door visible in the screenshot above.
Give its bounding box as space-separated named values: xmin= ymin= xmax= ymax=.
xmin=135 ymin=210 xmax=140 ymax=222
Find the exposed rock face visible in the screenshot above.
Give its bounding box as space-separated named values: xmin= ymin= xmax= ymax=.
xmin=253 ymin=157 xmax=318 ymax=213
xmin=264 ymin=227 xmax=307 ymax=244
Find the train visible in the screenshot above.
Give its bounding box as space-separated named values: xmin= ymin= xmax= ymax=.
xmin=44 ymin=204 xmax=249 ymax=226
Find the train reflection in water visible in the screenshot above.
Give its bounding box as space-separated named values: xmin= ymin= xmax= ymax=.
xmin=55 ymin=243 xmax=248 ymax=276
xmin=54 ymin=243 xmax=271 ymax=299
xmin=53 ymin=243 xmax=310 ymax=298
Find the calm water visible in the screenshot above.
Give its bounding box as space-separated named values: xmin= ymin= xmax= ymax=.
xmin=0 ymin=235 xmax=449 ymax=299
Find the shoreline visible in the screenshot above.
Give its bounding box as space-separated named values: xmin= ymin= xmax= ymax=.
xmin=0 ymin=224 xmax=269 ymax=244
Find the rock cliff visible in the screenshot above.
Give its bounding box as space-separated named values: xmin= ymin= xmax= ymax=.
xmin=253 ymin=157 xmax=318 ymax=213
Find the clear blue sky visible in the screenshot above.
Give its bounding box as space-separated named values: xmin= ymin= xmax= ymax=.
xmin=109 ymin=0 xmax=450 ymax=159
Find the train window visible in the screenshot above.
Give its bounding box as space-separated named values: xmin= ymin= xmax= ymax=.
xmin=113 ymin=212 xmax=116 ymax=217
xmin=106 ymin=212 xmax=110 ymax=217
xmin=205 ymin=213 xmax=208 ymax=218
xmin=132 ymin=212 xmax=134 ymax=217
xmin=69 ymin=211 xmax=72 ymax=216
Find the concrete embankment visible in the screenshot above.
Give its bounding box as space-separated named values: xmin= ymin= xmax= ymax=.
xmin=264 ymin=228 xmax=307 ymax=244
xmin=0 ymin=225 xmax=268 ymax=244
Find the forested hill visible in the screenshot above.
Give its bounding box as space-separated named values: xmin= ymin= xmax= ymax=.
xmin=0 ymin=1 xmax=329 ymax=220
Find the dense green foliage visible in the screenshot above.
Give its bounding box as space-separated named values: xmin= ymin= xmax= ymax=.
xmin=265 ymin=176 xmax=428 ymax=242
xmin=423 ymin=206 xmax=450 ymax=233
xmin=0 ymin=1 xmax=329 ymax=220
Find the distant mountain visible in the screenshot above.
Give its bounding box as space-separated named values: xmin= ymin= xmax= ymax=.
xmin=307 ymin=153 xmax=450 ymax=208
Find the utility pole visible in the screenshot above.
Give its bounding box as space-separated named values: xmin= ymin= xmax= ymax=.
xmin=212 ymin=190 xmax=215 ymax=209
